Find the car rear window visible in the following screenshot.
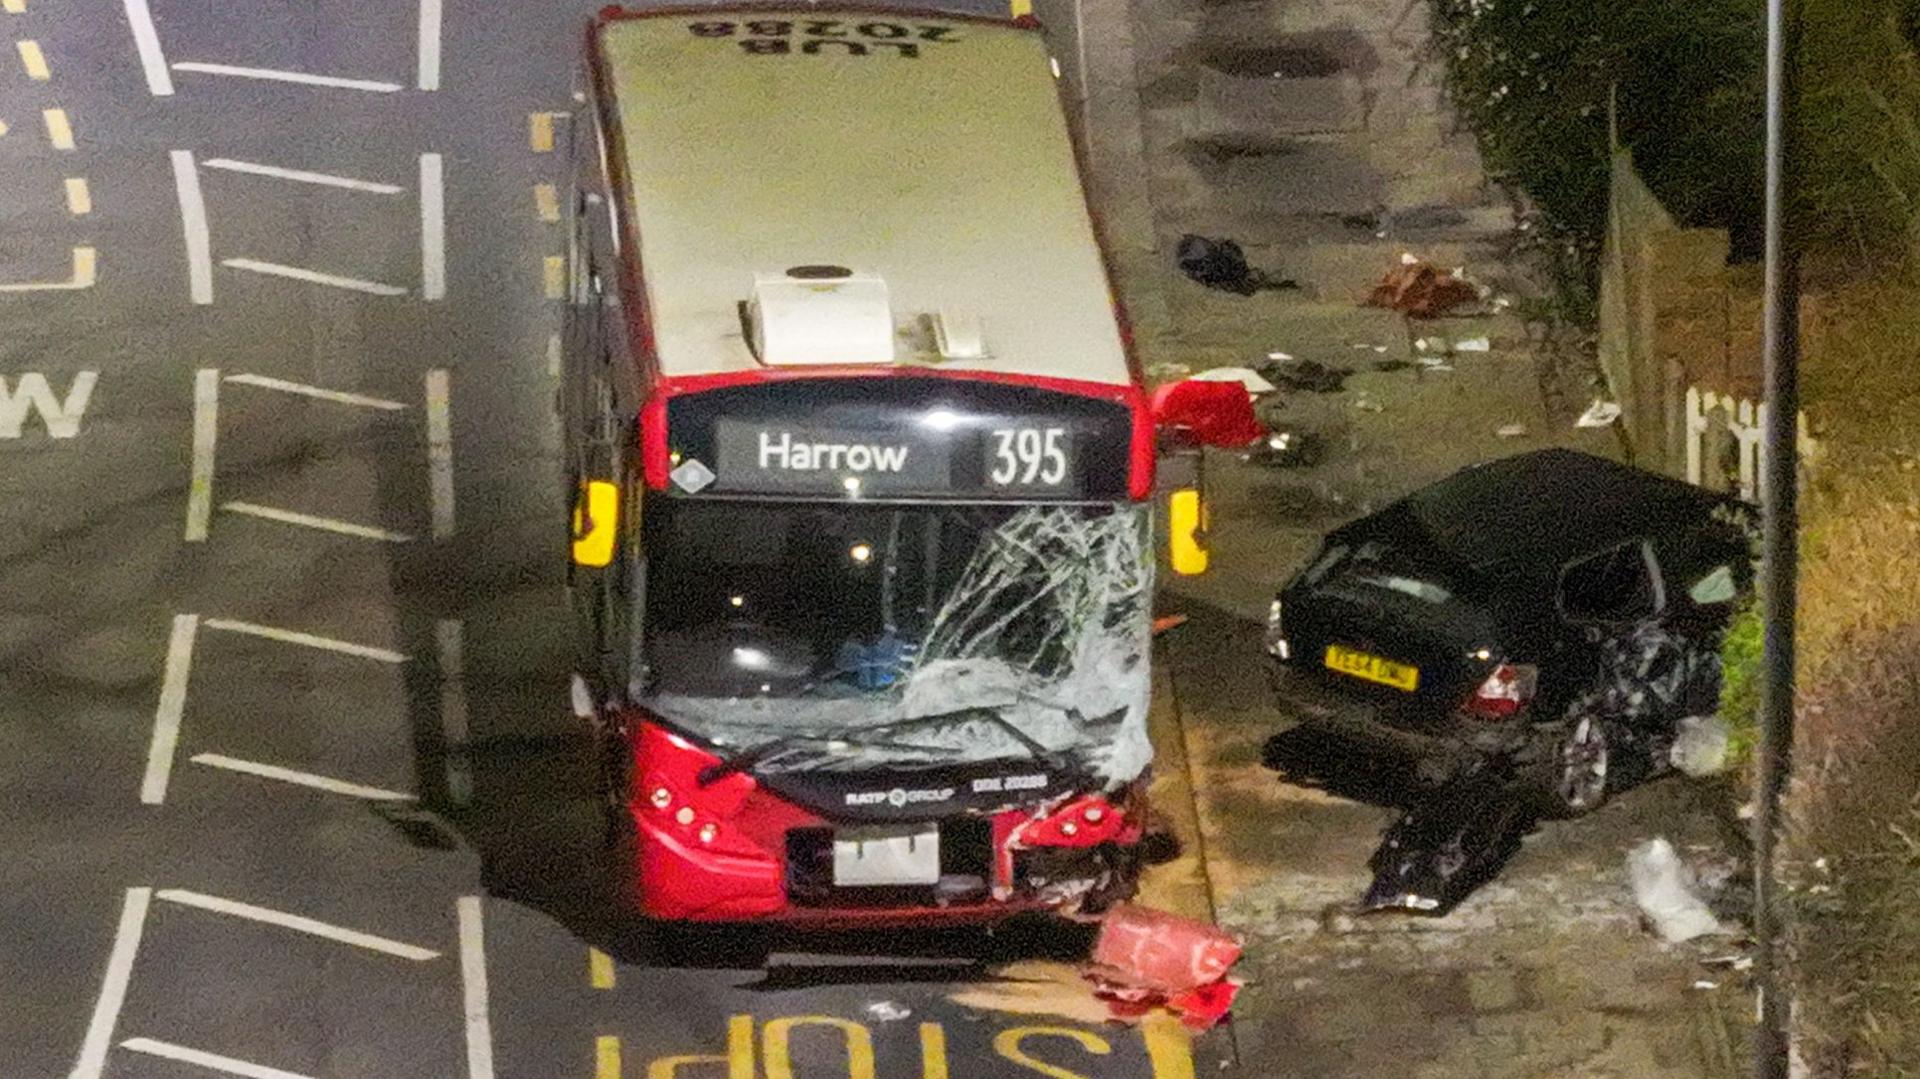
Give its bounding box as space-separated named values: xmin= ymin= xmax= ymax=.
xmin=1316 ymin=539 xmax=1457 ymax=605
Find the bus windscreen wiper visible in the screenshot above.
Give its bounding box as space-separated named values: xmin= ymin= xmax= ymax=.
xmin=696 ymin=734 xmax=830 ymax=787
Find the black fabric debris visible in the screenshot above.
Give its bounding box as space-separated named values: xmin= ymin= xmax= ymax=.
xmin=1175 ymin=235 xmax=1299 ymax=296
xmin=1254 ymin=359 xmax=1349 ymax=393
xmin=1374 ymin=359 xmax=1415 ymax=373
xmin=1244 ymin=430 xmax=1329 ymax=469
xmin=1362 ymin=757 xmax=1537 ymax=916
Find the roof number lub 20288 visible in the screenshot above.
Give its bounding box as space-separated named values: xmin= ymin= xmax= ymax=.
xmin=687 ymin=20 xmax=960 ymax=59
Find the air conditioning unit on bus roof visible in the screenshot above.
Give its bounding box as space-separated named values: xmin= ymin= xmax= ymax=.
xmin=748 ymin=267 xmax=897 ymax=367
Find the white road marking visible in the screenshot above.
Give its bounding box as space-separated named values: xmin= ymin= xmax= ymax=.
xmin=201 ymin=158 xmax=402 ymax=194
xmin=69 ymin=887 xmax=152 ymax=1079
xmin=458 ymin=897 xmax=495 ymax=1079
xmin=420 ymin=153 xmax=446 ymax=300
xmin=0 ymin=246 xmax=96 ymax=292
xmin=120 ymin=0 xmax=174 ymax=95
xmin=190 ymin=753 xmax=416 ymax=802
xmin=417 ymin=0 xmax=442 ymax=90
xmin=426 ymin=369 xmax=455 ymax=539
xmin=43 ymin=107 xmax=73 ymax=149
xmin=220 ymin=258 xmax=407 ymax=297
xmin=436 ymin=620 xmax=471 ymax=805
xmin=201 ymin=617 xmax=408 ymax=664
xmin=546 ymin=333 xmax=561 ymax=377
xmin=224 ymin=373 xmax=406 ymax=411
xmin=156 ymin=888 xmax=442 ymax=960
xmin=220 ymin=501 xmax=414 ymax=543
xmin=170 ymin=151 xmax=213 ymax=304
xmin=170 ymin=62 xmax=402 ymax=93
xmin=140 ymin=614 xmax=199 ymax=804
xmin=0 ymin=371 xmax=96 ymax=438
xmin=65 ymin=177 xmax=92 ymax=215
xmin=120 ymin=1039 xmax=312 ymax=1079
xmin=185 ymin=369 xmax=218 ymax=540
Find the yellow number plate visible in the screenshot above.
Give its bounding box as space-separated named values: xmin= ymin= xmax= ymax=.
xmin=1324 ymin=645 xmax=1419 ymax=692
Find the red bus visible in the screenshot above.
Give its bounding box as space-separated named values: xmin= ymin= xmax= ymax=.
xmin=562 ymin=4 xmax=1235 ymax=927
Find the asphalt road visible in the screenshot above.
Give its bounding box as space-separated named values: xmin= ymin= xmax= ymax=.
xmin=0 ymin=1 xmax=1202 ymax=1076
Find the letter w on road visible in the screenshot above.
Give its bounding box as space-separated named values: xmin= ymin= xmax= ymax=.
xmin=0 ymin=371 xmax=97 ymax=438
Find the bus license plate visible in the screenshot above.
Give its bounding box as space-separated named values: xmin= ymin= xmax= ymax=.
xmin=1325 ymin=644 xmax=1419 ymax=692
xmin=833 ymin=825 xmax=940 ymax=886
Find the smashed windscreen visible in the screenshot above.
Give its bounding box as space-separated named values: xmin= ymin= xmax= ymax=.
xmin=640 ymin=500 xmax=1153 ymax=788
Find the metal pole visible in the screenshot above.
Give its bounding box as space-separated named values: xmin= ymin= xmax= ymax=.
xmin=1753 ymin=0 xmax=1800 ymax=1068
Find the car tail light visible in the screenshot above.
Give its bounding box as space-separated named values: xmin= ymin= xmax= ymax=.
xmin=1465 ymin=663 xmax=1537 ymax=719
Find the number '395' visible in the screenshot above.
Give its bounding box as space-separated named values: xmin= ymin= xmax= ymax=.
xmin=989 ymin=428 xmax=1068 ymax=486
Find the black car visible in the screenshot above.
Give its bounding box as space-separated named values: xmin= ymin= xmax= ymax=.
xmin=1266 ymin=449 xmax=1755 ymax=817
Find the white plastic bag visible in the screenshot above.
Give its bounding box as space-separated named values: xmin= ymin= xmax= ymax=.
xmin=1670 ymin=715 xmax=1732 ymax=777
xmin=1627 ymin=838 xmax=1726 ymax=942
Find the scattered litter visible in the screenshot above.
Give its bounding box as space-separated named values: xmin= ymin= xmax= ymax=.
xmin=866 ymin=1001 xmax=913 ymax=1022
xmin=1669 ymin=715 xmax=1731 ymax=777
xmin=1267 ymin=351 xmax=1294 ymax=361
xmin=1577 ymin=399 xmax=1623 ymax=428
xmin=1454 ymin=336 xmax=1491 ymax=352
xmin=1354 ymin=396 xmax=1384 ymax=413
xmin=1366 ymin=258 xmax=1481 ymax=318
xmin=1152 ymin=614 xmax=1190 ymax=636
xmin=1190 ymin=366 xmax=1276 ymax=395
xmin=1348 ymin=342 xmax=1390 ymax=353
xmin=1703 ymin=954 xmax=1754 ymax=971
xmin=1737 ymin=802 xmax=1756 ymax=820
xmin=1813 ymin=857 xmax=1829 ymax=872
xmin=1496 ymin=423 xmax=1527 ymax=438
xmin=1692 ymin=980 xmax=1720 ymax=991
xmin=1628 ymin=838 xmax=1727 ymax=943
xmin=1244 ymin=429 xmax=1329 ymax=469
xmin=1417 ymin=356 xmax=1454 ymax=372
xmin=1255 ymin=358 xmax=1350 ymax=394
xmin=1083 ymin=904 xmax=1244 ymax=1031
xmin=1147 ymin=362 xmax=1192 ymax=382
xmin=1175 ymin=234 xmax=1297 ymax=296
xmin=1363 ymin=756 xmax=1535 ymax=916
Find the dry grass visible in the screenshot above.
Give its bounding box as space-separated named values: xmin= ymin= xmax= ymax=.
xmin=1779 ymin=280 xmax=1920 ymax=1075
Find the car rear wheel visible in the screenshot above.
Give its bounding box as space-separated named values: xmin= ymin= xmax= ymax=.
xmin=1522 ymin=715 xmax=1612 ymax=818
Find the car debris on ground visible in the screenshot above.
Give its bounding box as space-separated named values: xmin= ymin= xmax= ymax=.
xmin=1255 ymin=358 xmax=1350 ymax=394
xmin=1365 ymin=255 xmax=1483 ymax=318
xmin=1082 ymin=903 xmax=1244 ymax=1031
xmin=1363 ymin=756 xmax=1536 ymax=916
xmin=1577 ymin=399 xmax=1624 ymax=428
xmin=1190 ymin=366 xmax=1277 ymax=395
xmin=1175 ymin=234 xmax=1298 ymax=296
xmin=1668 ymin=715 xmax=1732 ymax=777
xmin=1496 ymin=423 xmax=1527 ymax=437
xmin=1628 ymin=837 xmax=1728 ymax=943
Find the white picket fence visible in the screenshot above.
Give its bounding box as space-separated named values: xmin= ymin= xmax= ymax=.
xmin=1684 ymin=386 xmax=1818 ymax=501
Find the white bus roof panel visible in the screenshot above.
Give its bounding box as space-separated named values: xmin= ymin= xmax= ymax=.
xmin=598 ymin=11 xmax=1134 ymax=387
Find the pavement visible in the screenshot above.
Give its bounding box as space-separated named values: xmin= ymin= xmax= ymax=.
xmin=0 ymin=1 xmax=1750 ymax=1077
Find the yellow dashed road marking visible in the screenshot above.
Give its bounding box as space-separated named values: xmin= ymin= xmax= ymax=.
xmin=42 ymin=107 xmax=72 ymax=149
xmin=588 ymin=947 xmax=614 ymax=989
xmin=1009 ymin=0 xmax=1033 ymax=16
xmin=0 ymin=119 xmax=10 ymax=136
xmin=2 ymin=0 xmax=24 ymax=15
xmin=529 ymin=111 xmax=555 ymax=153
xmin=595 ymin=1035 xmax=620 ymax=1079
xmin=18 ymin=39 xmax=48 ymax=80
xmin=544 ymin=255 xmax=564 ymax=300
xmin=534 ymin=183 xmax=559 ymax=223
xmin=64 ymin=177 xmax=90 ymax=215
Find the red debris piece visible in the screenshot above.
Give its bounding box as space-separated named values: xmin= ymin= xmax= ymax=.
xmin=1148 ymin=379 xmax=1266 ymax=449
xmin=1365 ymin=259 xmax=1480 ymax=318
xmin=1151 ymin=614 xmax=1189 ymax=636
xmin=1083 ymin=904 xmax=1245 ymax=1031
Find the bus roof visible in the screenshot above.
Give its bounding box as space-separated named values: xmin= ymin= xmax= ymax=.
xmin=594 ymin=8 xmax=1135 ymax=388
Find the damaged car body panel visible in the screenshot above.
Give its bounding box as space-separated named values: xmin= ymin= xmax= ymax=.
xmin=1266 ymin=450 xmax=1756 ymax=913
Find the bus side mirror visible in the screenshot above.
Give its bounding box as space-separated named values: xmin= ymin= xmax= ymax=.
xmin=1150 ymin=379 xmax=1264 ymax=578
xmin=572 ymin=479 xmax=620 ymax=568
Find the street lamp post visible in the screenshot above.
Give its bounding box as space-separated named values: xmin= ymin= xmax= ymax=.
xmin=1753 ymin=0 xmax=1800 ymax=1071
